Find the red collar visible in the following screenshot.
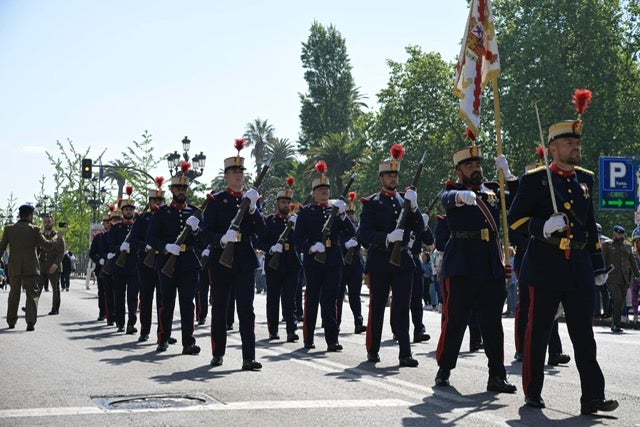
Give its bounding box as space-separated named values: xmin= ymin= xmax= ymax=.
xmin=170 ymin=201 xmax=186 ymax=210
xmin=122 ymin=219 xmax=134 ymax=225
xmin=226 ymin=188 xmax=243 ymax=198
xmin=315 ymin=202 xmax=329 ymax=207
xmin=550 ymin=162 xmax=575 ymax=178
xmin=276 ymin=212 xmax=288 ymax=219
xmin=380 ymin=188 xmax=397 ymax=198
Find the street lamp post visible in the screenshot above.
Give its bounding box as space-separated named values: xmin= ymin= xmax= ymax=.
xmin=166 ymin=136 xmax=207 ymax=180
xmin=35 ymin=195 xmax=55 ymax=219
xmin=83 ymin=177 xmax=108 ymax=223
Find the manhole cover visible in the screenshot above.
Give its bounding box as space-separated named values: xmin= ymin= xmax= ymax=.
xmin=92 ymin=393 xmax=220 ymax=410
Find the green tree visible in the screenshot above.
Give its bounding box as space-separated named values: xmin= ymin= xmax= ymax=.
xmin=307 ymin=132 xmax=360 ymax=195
xmin=244 ymin=118 xmax=274 ymax=175
xmin=120 ymin=131 xmax=161 ymax=207
xmin=299 ymin=22 xmax=361 ymax=153
xmin=103 ymin=159 xmax=134 ymax=201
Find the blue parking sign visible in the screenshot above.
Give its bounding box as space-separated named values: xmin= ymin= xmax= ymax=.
xmin=600 ymin=157 xmax=636 ymax=209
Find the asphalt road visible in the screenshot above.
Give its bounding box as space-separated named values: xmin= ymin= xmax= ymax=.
xmin=0 ymin=278 xmax=638 ymax=426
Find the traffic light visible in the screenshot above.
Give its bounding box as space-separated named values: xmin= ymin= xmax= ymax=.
xmin=81 ymin=158 xmax=92 ymax=179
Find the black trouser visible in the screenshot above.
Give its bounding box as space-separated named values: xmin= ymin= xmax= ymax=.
xmin=366 ymin=269 xmax=412 ymax=358
xmin=303 ymin=265 xmax=340 ymax=346
xmin=436 ymin=275 xmax=507 ymax=378
xmin=157 ymin=269 xmax=198 ymax=347
xmin=523 ymin=285 xmax=605 ymax=401
xmin=196 ymin=267 xmax=210 ymax=322
xmin=60 ymin=270 xmax=71 ymax=290
xmin=101 ymin=273 xmax=115 ymax=322
xmin=266 ymin=267 xmax=299 ymax=336
xmin=337 ymin=262 xmax=364 ymax=328
xmin=410 ymin=260 xmax=425 ymax=335
xmin=210 ymin=267 xmax=256 ymax=360
xmin=113 ymin=268 xmax=140 ymax=328
xmin=138 ymin=263 xmax=161 ymax=337
xmin=515 ymin=279 xmax=563 ymax=355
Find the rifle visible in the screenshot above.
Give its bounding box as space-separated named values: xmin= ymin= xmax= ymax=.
xmin=219 ymin=158 xmax=272 ymax=268
xmin=389 ymin=151 xmax=427 ymax=266
xmin=100 ymin=258 xmax=113 ymax=276
xmin=114 ymin=204 xmax=149 ymax=268
xmin=268 ymin=217 xmax=296 ymax=271
xmin=160 ymin=195 xmax=214 ymax=278
xmin=314 ymin=172 xmax=356 ymax=264
xmin=343 ymin=226 xmax=359 ymax=266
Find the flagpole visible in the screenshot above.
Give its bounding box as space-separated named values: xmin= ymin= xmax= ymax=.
xmin=492 ymin=75 xmax=510 ymax=266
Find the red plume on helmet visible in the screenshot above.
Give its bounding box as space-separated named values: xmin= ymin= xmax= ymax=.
xmin=348 ymin=191 xmax=357 ymax=202
xmin=125 ymin=185 xmax=133 ymax=196
xmin=573 ymin=89 xmax=593 ymax=117
xmin=289 ymin=203 xmax=297 ymax=212
xmin=536 ymin=146 xmax=544 ymax=160
xmin=235 ymin=138 xmax=247 ymax=153
xmin=315 ymin=160 xmax=328 ymax=174
xmin=155 ymin=176 xmax=165 ymax=188
xmin=108 ymin=204 xmax=115 ymax=212
xmin=286 ymin=177 xmax=295 ymax=188
xmin=464 ymin=128 xmax=476 ymax=141
xmin=180 ymin=161 xmax=191 ymax=174
xmin=390 ymin=144 xmax=405 ymax=160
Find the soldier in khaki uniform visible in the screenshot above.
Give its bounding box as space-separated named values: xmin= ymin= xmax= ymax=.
xmin=0 ymin=205 xmax=64 ymax=330
xmin=38 ymin=215 xmax=65 ymax=315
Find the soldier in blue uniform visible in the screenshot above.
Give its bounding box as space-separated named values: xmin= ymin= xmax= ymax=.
xmin=408 ymin=215 xmax=434 ymax=343
xmin=259 ymin=177 xmax=301 ymax=342
xmin=337 ymin=192 xmax=366 ymax=334
xmin=108 ymin=187 xmax=140 ymax=334
xmin=99 ymin=207 xmax=120 ymax=326
xmin=89 ymin=213 xmax=111 ymax=321
xmin=146 ymin=164 xmax=202 ymax=356
xmin=293 ymin=161 xmax=355 ymax=352
xmin=130 ymin=177 xmax=166 ymax=342
xmin=508 ymin=99 xmax=618 ymax=413
xmin=202 ymin=142 xmax=265 ymax=370
xmin=435 ymin=144 xmax=518 ymax=393
xmin=360 ymin=145 xmax=423 ymax=367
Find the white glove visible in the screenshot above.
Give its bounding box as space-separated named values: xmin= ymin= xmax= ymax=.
xmin=201 ymin=248 xmax=210 ymax=258
xmin=543 ymin=215 xmax=567 ymax=238
xmin=186 ymin=215 xmax=200 ymax=232
xmin=107 ymin=252 xmax=115 ymax=260
xmin=99 ymin=258 xmax=105 ymax=266
xmin=404 ymin=189 xmax=418 ymax=211
xmin=387 ymin=228 xmax=404 ymax=243
xmin=244 ymin=188 xmax=259 ymax=213
xmin=220 ymin=229 xmax=238 ymax=246
xmin=309 ymin=242 xmax=326 ymax=253
xmin=145 ymin=244 xmax=152 ymax=252
xmin=495 ymin=154 xmax=516 ymax=180
xmin=595 ymin=273 xmax=608 ymax=286
xmin=270 ymin=243 xmax=283 ymax=254
xmin=457 ymin=190 xmax=477 ymax=206
xmin=120 ymin=241 xmax=130 ymax=253
xmin=288 ymin=214 xmax=297 ymax=225
xmin=333 ymin=199 xmax=346 ymax=215
xmin=345 ymin=238 xmax=358 ymax=249
xmin=165 ymin=243 xmax=181 ymax=256
xmin=422 ymin=213 xmax=430 ymax=230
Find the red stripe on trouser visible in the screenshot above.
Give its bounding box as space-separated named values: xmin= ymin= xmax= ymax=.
xmin=210 ymin=272 xmax=217 ymax=355
xmin=302 ymin=268 xmax=310 ymax=343
xmin=522 ymin=286 xmax=535 ymax=397
xmin=365 ymin=273 xmax=373 ymax=352
xmin=435 ymin=277 xmax=450 ymax=362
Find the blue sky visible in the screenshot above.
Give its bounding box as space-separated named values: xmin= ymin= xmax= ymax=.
xmin=0 ymin=0 xmax=469 ymax=215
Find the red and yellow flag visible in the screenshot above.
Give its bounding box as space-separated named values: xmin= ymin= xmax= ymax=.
xmin=454 ymin=0 xmax=500 ymax=138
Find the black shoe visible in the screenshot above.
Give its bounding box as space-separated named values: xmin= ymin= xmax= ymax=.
xmin=156 ymin=341 xmax=169 ymax=352
xmin=399 ymin=356 xmax=419 ymax=367
xmin=210 ymin=355 xmax=224 ymax=366
xmin=197 ymin=318 xmax=206 ymax=326
xmin=117 ymin=326 xmax=125 ymax=333
xmin=469 ymin=343 xmax=482 ymax=352
xmin=226 ymin=324 xmax=233 ymax=331
xmin=548 ymin=353 xmax=571 ymax=366
xmin=8 ymin=324 xmax=15 ymax=329
xmin=354 ymin=324 xmax=367 ymax=334
xmin=48 ymin=309 xmax=59 ymax=315
xmin=487 ymin=376 xmax=517 ymax=394
xmin=514 ymin=351 xmax=523 ymax=362
xmin=167 ymin=337 xmax=177 ymax=345
xmin=580 ymin=399 xmax=619 ymax=414
xmin=107 ymin=320 xmax=114 ymax=326
xmin=268 ymin=334 xmax=280 ymax=341
xmin=242 ymin=360 xmax=262 ymax=371
xmin=286 ymin=333 xmax=299 ymax=342
xmin=138 ymin=334 xmax=149 ymax=342
xmin=413 ymin=332 xmax=431 ymax=343
xmin=304 ymin=342 xmax=315 ymax=349
xmin=435 ymin=368 xmax=451 ymax=386
xmin=126 ymin=325 xmax=137 ymax=335
xmin=367 ymin=353 xmax=380 ymax=363
xmin=97 ymin=315 xmax=105 ymax=321
xmin=182 ymin=344 xmax=201 ymax=355
xmin=525 ymin=395 xmax=546 ymax=409
xmin=611 ymin=325 xmax=623 ymax=333
xmin=327 ymin=343 xmax=343 ymax=352
xmin=26 ymin=323 xmax=35 ymax=331
xmin=21 ymin=307 xmax=25 ymax=312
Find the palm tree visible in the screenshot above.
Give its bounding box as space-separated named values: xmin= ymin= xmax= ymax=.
xmin=307 ymin=132 xmax=360 ymax=193
xmin=103 ymin=160 xmax=138 ymax=200
xmin=244 ymin=118 xmax=275 ymax=175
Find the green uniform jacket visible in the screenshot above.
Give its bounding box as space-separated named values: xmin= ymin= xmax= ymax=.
xmin=0 ymin=220 xmax=61 ymax=276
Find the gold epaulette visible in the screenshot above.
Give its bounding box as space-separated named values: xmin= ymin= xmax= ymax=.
xmin=575 ymin=166 xmax=594 ymax=175
xmin=525 ymin=165 xmax=547 ymax=175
